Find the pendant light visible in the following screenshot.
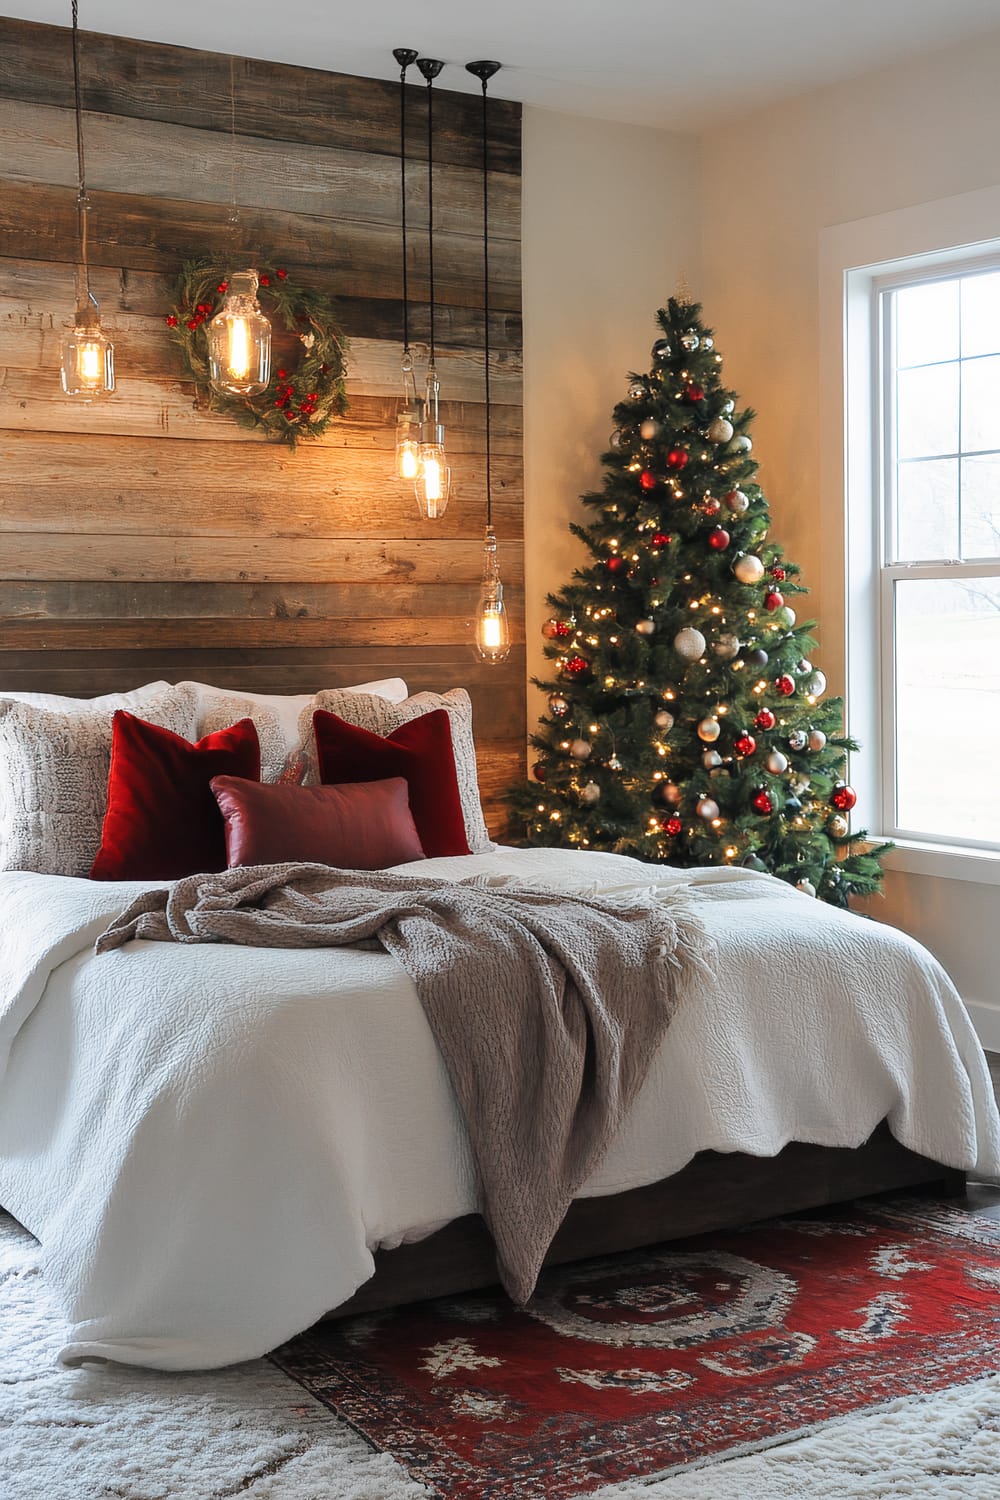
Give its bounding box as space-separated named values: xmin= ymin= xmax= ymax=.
xmin=392 ymin=48 xmax=422 ymax=481
xmin=207 ymin=59 xmax=271 ymax=397
xmin=60 ymin=0 xmax=114 ymax=397
xmin=467 ymin=60 xmax=510 ymax=664
xmin=414 ymin=57 xmax=450 ymax=520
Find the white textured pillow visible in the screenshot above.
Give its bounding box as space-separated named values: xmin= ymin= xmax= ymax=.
xmin=0 ymin=679 xmax=178 ymax=712
xmin=0 ymin=682 xmax=198 ymax=877
xmin=185 ymin=678 xmax=409 ymax=784
xmin=312 ymin=687 xmax=491 ymax=854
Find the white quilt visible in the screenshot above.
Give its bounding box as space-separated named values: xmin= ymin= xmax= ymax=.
xmin=0 ymin=847 xmax=996 ymax=1372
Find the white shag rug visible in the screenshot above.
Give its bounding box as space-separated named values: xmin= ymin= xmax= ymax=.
xmin=2 ymin=1210 xmax=998 ymax=1500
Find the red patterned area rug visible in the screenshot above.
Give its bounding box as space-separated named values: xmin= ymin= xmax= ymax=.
xmin=270 ymin=1199 xmax=1000 ymax=1499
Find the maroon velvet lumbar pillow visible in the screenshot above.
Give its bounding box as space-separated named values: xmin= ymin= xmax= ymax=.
xmin=210 ymin=774 xmax=426 ymax=869
xmin=312 ymin=707 xmax=470 ymax=859
xmin=90 ymin=712 xmax=261 ymax=881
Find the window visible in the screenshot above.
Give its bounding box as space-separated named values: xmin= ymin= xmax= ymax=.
xmin=876 ymin=265 xmax=1000 ymax=851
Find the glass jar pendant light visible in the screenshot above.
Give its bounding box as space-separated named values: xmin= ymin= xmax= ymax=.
xmin=468 ymin=60 xmax=510 ymax=664
xmin=60 ymin=0 xmax=114 ymax=397
xmin=414 ymin=57 xmax=451 ymax=520
xmin=392 ymin=48 xmax=423 ymax=481
xmin=207 ymin=270 xmax=271 ymax=395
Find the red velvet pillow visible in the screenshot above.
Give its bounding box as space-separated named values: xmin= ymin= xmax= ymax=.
xmin=312 ymin=707 xmax=470 ymax=859
xmin=90 ymin=713 xmax=261 ymax=881
xmin=210 ymin=774 xmax=425 ymax=869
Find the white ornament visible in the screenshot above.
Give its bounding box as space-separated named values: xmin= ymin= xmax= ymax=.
xmin=797 ymin=659 xmax=813 ymax=675
xmin=702 ymin=749 xmax=723 ymax=769
xmin=796 ymin=878 xmax=817 ymax=897
xmin=654 ymin=709 xmax=675 ymax=731
xmin=724 ymin=488 xmax=750 ymax=514
xmin=778 ymin=606 xmax=796 ymax=629
xmin=696 ymin=796 xmax=720 ymax=821
xmin=635 ymin=618 xmax=656 ymax=636
xmin=639 ymin=418 xmax=660 ymax=440
xmin=733 ymin=554 xmax=765 ymax=585
xmin=697 ymin=716 xmax=721 ymax=743
xmin=712 ymin=633 xmax=741 ymax=660
xmin=766 ymin=749 xmax=788 ymax=774
xmin=707 ymin=417 xmax=734 ymax=444
xmin=570 ymin=738 xmax=592 ymax=760
xmin=674 ymin=626 xmax=706 ymax=660
xmin=731 ymin=435 xmax=753 ymax=453
xmin=580 ymin=781 xmax=601 ymax=805
xmin=802 ymin=670 xmax=827 ymax=698
xmin=808 ymin=729 xmax=827 ymax=752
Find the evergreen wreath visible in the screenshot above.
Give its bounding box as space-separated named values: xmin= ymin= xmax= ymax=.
xmin=165 ymin=258 xmax=349 ymax=449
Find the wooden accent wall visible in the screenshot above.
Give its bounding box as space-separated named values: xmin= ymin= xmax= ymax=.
xmin=0 ymin=18 xmax=525 ymax=834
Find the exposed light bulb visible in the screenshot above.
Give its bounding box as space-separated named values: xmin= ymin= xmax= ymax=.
xmin=414 ymin=365 xmax=451 ymax=519
xmin=60 ymin=317 xmax=114 ymax=397
xmin=473 ymin=526 xmax=510 ymax=664
xmin=207 ymin=270 xmax=270 ymax=396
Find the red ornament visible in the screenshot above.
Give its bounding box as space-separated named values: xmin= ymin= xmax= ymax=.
xmin=734 ymin=732 xmax=757 ymax=758
xmin=754 ymin=707 xmax=777 ymax=730
xmin=774 ymin=674 xmax=796 ymax=697
xmin=661 ymin=815 xmax=683 ymax=837
xmin=764 ymin=590 xmax=784 ymax=612
xmin=684 ymin=382 xmax=705 ymax=402
xmin=563 ymin=656 xmax=589 ymax=676
xmin=667 ymin=448 xmax=689 ymax=470
xmin=276 ymin=268 xmax=288 ymax=280
xmin=771 ymin=565 xmax=787 ymax=581
xmin=708 ymin=527 xmax=731 ymax=551
xmin=831 ymin=782 xmax=858 ymax=812
xmin=555 ymin=621 xmax=572 ymax=639
xmin=639 ymin=470 xmax=657 ymax=490
xmin=651 ymin=532 xmax=672 ymax=548
xmin=606 ymin=555 xmax=624 ymax=573
xmin=751 ymin=788 xmax=774 ymax=815
xmin=532 ymin=762 xmax=546 ymax=782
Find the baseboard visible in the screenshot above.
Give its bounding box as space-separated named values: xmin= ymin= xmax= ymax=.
xmin=966 ymin=998 xmax=1000 ymax=1055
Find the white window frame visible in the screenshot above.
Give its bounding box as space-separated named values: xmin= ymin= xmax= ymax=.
xmin=819 ymin=183 xmax=1000 ymax=887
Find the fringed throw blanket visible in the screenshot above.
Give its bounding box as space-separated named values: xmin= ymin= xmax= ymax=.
xmin=97 ymin=862 xmax=712 ymax=1303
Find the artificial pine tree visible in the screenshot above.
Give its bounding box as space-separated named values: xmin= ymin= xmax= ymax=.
xmin=509 ymin=297 xmax=889 ymax=906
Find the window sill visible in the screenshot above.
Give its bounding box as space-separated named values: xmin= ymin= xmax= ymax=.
xmin=878 ymin=838 xmax=1000 ymax=886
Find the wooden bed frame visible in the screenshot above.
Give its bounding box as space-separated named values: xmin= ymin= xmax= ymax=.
xmin=333 ymin=1125 xmax=964 ymax=1317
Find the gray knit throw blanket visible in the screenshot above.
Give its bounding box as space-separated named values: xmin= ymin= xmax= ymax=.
xmin=97 ymin=862 xmax=712 ymax=1304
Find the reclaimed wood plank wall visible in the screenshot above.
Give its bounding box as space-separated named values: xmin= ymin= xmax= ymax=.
xmin=0 ymin=18 xmax=525 ymax=833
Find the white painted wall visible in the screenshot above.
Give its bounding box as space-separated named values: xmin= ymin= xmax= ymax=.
xmin=699 ymin=28 xmax=1000 ymax=1030
xmin=520 ymin=107 xmax=701 ymax=732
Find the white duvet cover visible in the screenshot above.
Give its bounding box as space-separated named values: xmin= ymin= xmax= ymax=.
xmin=0 ymin=846 xmax=997 ymax=1372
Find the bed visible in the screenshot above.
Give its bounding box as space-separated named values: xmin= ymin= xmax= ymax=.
xmin=0 ymin=677 xmax=997 ymax=1372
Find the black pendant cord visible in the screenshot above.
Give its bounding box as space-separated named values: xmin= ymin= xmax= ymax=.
xmin=393 ymin=49 xmax=418 ymax=355
xmin=70 ymin=0 xmax=95 ymax=312
xmin=467 ymin=61 xmax=501 ymax=530
xmin=416 ymin=58 xmax=444 ymax=368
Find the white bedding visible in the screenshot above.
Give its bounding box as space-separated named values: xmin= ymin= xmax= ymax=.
xmin=0 ymin=846 xmax=997 ymax=1372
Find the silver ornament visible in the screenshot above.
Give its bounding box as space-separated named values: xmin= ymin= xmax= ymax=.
xmin=724 ymin=488 xmax=750 ymax=514
xmin=702 ymin=749 xmax=723 ymax=769
xmin=609 ymin=429 xmax=625 ymax=449
xmin=607 ymin=755 xmax=622 ymax=771
xmin=702 ymin=336 xmax=715 ymax=351
xmin=802 ymin=670 xmax=827 ymax=698
xmin=639 ymin=417 xmax=660 ymax=440
xmin=778 ymin=606 xmax=796 ymax=629
xmin=654 ymin=709 xmax=675 ymax=731
xmin=808 ymin=729 xmax=827 ymax=752
xmin=697 ymin=716 xmax=721 ymax=743
xmin=680 ymin=330 xmax=700 ymax=352
xmin=674 ymin=626 xmax=706 ymax=660
xmin=635 ymin=618 xmax=656 ymax=636
xmin=661 ymin=781 xmax=682 ymax=805
xmin=720 ymin=396 xmax=733 ymax=414
xmin=696 ymin=795 xmax=720 ymax=820
xmin=787 ymin=729 xmax=808 ymax=751
xmin=548 ymin=694 xmax=569 ymax=718
xmin=579 ymin=781 xmax=601 ymax=805
xmin=796 ymin=878 xmax=817 ymax=898
xmin=828 ymin=813 xmax=849 ymax=838
xmin=733 ymin=553 xmax=765 ymax=584
xmin=570 ymin=738 xmax=592 ymax=760
xmin=651 ymin=337 xmax=672 ymax=361
xmin=628 ymin=379 xmax=647 ymax=400
xmin=707 ymin=416 xmax=734 ymax=444
xmin=766 ymin=749 xmax=788 ymax=774
xmin=731 ymin=434 xmax=753 ymax=453
xmin=712 ymin=632 xmax=741 ymax=660
xmin=797 ymin=659 xmax=813 ymax=675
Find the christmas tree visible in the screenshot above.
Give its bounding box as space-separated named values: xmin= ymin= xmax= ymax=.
xmin=509 ymin=297 xmax=889 ymax=906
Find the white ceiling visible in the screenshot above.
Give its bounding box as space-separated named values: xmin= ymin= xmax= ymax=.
xmin=8 ymin=0 xmax=1000 ymax=130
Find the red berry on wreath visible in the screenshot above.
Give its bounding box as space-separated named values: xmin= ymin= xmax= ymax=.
xmin=754 ymin=707 xmax=777 ymax=730
xmin=186 ymin=319 xmax=199 ymax=330
xmin=259 ymin=275 xmax=271 ymax=286
xmin=734 ymin=732 xmax=757 ymax=757
xmin=708 ymin=526 xmax=731 ymax=550
xmin=831 ymin=782 xmax=857 ymax=812
xmin=652 ymin=532 xmax=671 ymax=547
xmin=217 ymin=282 xmax=228 ymax=293
xmin=764 ymin=590 xmax=784 ymax=612
xmin=276 ymin=268 xmax=288 ymax=279
xmin=751 ymin=788 xmax=774 ymax=815
xmin=667 ymin=448 xmax=689 ymax=470
xmin=774 ymin=674 xmax=796 ymax=696
xmin=639 ymin=470 xmax=657 ymax=490
xmin=278 ymin=369 xmax=287 ymax=379
xmin=165 ymin=314 xmax=178 ymax=327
